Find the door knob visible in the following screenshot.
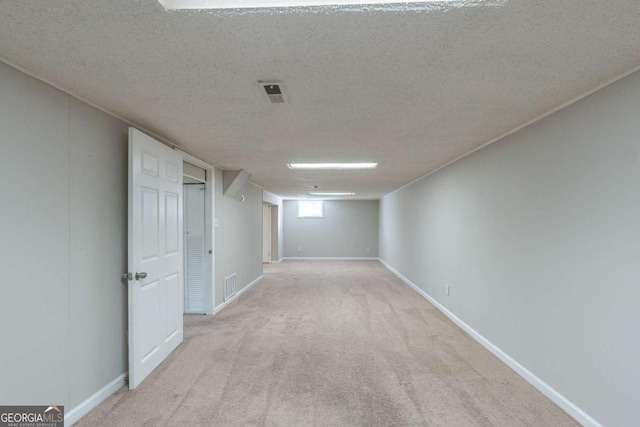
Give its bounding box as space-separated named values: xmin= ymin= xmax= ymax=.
xmin=135 ymin=272 xmax=148 ymax=280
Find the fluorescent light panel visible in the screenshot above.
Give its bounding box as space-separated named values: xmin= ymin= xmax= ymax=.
xmin=288 ymin=163 xmax=377 ymax=170
xmin=160 ymin=0 xmax=456 ymax=9
xmin=309 ymin=192 xmax=355 ymax=196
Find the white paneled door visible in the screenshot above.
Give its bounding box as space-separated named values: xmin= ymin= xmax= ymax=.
xmin=127 ymin=128 xmax=183 ymax=389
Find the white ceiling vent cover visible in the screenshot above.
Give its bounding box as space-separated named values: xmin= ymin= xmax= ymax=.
xmin=259 ymin=81 xmax=286 ymax=104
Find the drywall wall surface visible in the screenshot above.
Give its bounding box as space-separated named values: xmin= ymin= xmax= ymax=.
xmin=215 ymin=171 xmax=263 ymax=306
xmin=0 ymin=61 xmax=71 ymax=407
xmin=68 ymin=98 xmax=128 ymax=407
xmin=0 ymin=61 xmax=128 ymax=410
xmin=0 ymin=59 xmax=264 ymax=415
xmin=214 ymin=168 xmax=225 ymax=306
xmin=283 ymin=200 xmax=378 ymax=258
xmin=379 ymin=69 xmax=640 ymax=426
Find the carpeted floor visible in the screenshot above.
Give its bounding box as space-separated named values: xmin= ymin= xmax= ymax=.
xmin=77 ymin=261 xmax=578 ymax=426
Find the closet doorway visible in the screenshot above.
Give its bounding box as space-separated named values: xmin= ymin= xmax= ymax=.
xmin=183 ymin=162 xmax=210 ymax=314
xmin=263 ymin=204 xmax=272 ymax=263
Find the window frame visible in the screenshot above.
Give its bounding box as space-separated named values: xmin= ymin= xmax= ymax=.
xmin=297 ymin=200 xmax=324 ymax=219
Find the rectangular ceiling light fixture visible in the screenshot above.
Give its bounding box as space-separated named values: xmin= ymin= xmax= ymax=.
xmin=309 ymin=192 xmax=356 ymax=196
xmin=159 ymin=0 xmax=454 ymax=9
xmin=288 ymin=163 xmax=377 ymax=170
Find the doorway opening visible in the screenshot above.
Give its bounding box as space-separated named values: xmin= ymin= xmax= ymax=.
xmin=183 ymin=161 xmax=212 ymax=314
xmin=263 ymin=203 xmax=272 ymax=264
xmin=262 ymin=202 xmax=280 ymax=269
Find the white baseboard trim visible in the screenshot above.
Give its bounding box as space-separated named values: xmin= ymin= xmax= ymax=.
xmin=65 ymin=372 xmax=127 ymax=426
xmin=211 ymin=274 xmax=263 ymax=315
xmin=378 ymin=258 xmax=602 ymax=427
xmin=65 ymin=276 xmax=264 ymax=425
xmin=282 ymin=257 xmax=379 ymax=261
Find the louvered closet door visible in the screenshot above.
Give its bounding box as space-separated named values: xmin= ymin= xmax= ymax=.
xmin=184 ymin=183 xmax=206 ymax=313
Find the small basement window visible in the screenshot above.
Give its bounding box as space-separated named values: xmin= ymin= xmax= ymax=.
xmin=298 ymin=200 xmax=323 ymax=218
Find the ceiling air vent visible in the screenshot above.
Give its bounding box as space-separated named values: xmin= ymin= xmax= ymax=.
xmin=259 ymin=81 xmax=286 ymax=104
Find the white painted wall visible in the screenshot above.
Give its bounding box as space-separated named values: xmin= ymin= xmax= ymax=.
xmin=0 ymin=60 xmax=264 ymax=420
xmin=283 ymin=200 xmax=378 ymax=258
xmin=379 ymin=69 xmax=640 ymax=427
xmin=214 ymin=169 xmax=263 ymax=306
xmin=0 ymin=61 xmax=128 ymax=411
xmin=69 ymin=98 xmax=128 ymax=408
xmin=0 ymin=60 xmax=71 ymax=407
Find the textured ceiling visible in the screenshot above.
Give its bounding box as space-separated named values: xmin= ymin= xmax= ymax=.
xmin=0 ymin=0 xmax=639 ymax=199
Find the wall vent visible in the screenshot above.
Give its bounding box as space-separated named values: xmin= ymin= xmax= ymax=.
xmin=259 ymin=81 xmax=286 ymax=104
xmin=224 ymin=273 xmax=237 ymax=301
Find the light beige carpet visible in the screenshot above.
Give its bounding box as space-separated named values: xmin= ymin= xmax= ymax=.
xmin=77 ymin=261 xmax=578 ymax=426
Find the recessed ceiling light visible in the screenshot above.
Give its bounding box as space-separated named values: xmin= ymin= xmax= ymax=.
xmin=159 ymin=0 xmax=461 ymax=9
xmin=288 ymin=163 xmax=377 ymax=170
xmin=309 ymin=192 xmax=356 ymax=196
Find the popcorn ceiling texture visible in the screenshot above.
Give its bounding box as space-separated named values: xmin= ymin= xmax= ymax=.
xmin=0 ymin=0 xmax=638 ymax=198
